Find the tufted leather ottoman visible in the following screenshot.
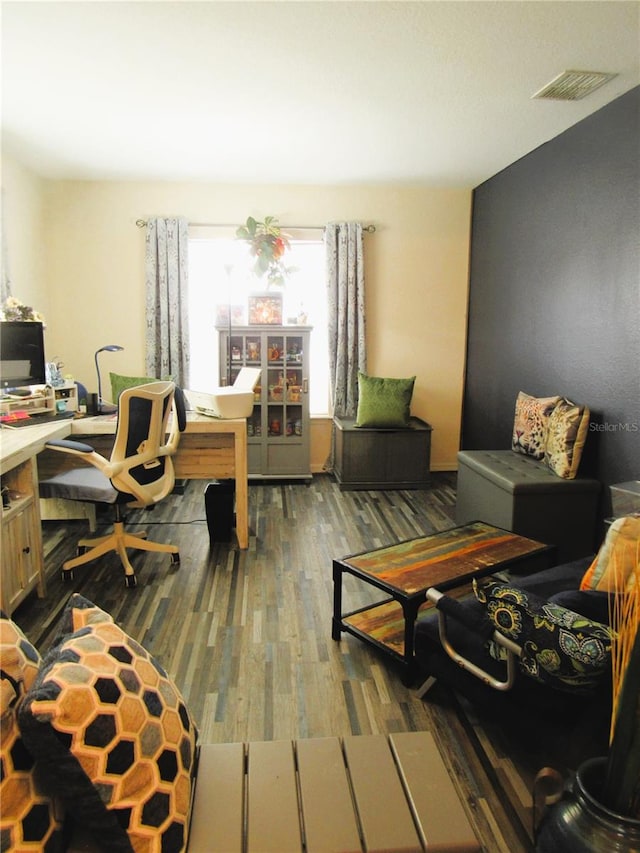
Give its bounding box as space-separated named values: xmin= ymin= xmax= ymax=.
xmin=456 ymin=450 xmax=601 ymax=561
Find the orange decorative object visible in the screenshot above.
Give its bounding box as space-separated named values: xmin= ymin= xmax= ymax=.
xmin=248 ymin=294 xmax=283 ymax=325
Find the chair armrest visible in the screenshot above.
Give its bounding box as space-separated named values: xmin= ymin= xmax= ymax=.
xmin=46 ymin=438 xmax=96 ymax=454
xmin=45 ymin=438 xmax=112 ymax=476
xmin=427 ymin=588 xmax=495 ymax=641
xmin=426 ymin=587 xmax=522 ymax=692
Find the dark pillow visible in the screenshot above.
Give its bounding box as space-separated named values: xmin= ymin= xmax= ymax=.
xmin=18 ymin=595 xmax=198 ymax=853
xmin=355 ymin=372 xmax=415 ymax=428
xmin=549 ymin=589 xmax=610 ymax=625
xmin=474 ymin=580 xmax=612 ymax=693
xmin=1 ymin=612 xmax=64 ymax=852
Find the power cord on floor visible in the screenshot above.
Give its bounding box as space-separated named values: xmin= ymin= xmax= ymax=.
xmin=92 ymin=518 xmax=209 ymax=526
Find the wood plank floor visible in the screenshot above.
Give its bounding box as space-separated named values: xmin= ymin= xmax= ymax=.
xmin=14 ymin=473 xmax=547 ymax=852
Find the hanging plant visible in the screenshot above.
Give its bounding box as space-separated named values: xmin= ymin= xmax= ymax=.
xmin=236 ymin=216 xmax=294 ymax=288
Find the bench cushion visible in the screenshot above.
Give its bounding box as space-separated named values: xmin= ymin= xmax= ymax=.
xmin=458 ymin=450 xmax=599 ymax=495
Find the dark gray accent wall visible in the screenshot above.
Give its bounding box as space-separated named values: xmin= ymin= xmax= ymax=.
xmin=463 ymin=86 xmax=640 ymax=493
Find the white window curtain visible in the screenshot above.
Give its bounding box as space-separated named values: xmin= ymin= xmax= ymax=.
xmin=144 ymin=217 xmax=190 ymax=388
xmin=325 ymin=222 xmax=366 ymax=420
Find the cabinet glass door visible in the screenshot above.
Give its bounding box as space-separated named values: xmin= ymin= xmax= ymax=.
xmin=217 ymin=326 xmax=311 ymax=479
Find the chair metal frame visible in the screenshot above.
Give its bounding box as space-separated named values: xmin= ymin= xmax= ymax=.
xmin=416 ymin=587 xmax=522 ymax=698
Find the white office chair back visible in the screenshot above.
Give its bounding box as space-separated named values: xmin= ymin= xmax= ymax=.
xmin=109 ymin=380 xmax=184 ymax=507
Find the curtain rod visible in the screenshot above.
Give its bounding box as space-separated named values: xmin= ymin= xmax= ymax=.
xmin=135 ymin=219 xmax=375 ymax=233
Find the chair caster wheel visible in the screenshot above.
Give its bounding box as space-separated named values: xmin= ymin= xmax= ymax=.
xmin=125 ymin=574 xmax=137 ymax=589
xmin=62 ymin=569 xmax=74 ymax=582
xmin=171 ymin=552 xmax=181 ymax=565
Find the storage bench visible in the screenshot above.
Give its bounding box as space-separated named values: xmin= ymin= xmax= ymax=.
xmin=188 ymin=731 xmax=480 ymax=852
xmin=456 ymin=450 xmax=601 ymax=561
xmin=333 ymin=416 xmax=432 ymax=490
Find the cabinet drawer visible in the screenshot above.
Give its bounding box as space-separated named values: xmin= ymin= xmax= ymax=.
xmin=267 ymin=442 xmax=311 ymax=476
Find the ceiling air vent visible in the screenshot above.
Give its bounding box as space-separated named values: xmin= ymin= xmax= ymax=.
xmin=532 ymin=70 xmax=617 ymax=101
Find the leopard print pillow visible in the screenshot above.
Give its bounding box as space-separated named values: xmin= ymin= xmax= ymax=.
xmin=545 ymin=398 xmax=590 ymax=479
xmin=512 ymin=392 xmax=560 ymax=459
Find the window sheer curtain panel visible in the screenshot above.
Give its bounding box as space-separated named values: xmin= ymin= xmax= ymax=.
xmin=145 ymin=217 xmax=190 ymax=388
xmin=325 ymin=222 xmax=366 ymax=420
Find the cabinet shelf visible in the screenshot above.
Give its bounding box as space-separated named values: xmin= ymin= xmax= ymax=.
xmin=2 ymin=493 xmax=33 ymax=523
xmin=0 ymin=382 xmax=78 ymax=421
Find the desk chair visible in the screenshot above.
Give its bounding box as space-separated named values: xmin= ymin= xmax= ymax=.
xmin=39 ymin=381 xmax=187 ymax=588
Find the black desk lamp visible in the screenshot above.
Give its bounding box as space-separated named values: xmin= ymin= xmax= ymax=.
xmin=95 ymin=345 xmax=124 ymax=414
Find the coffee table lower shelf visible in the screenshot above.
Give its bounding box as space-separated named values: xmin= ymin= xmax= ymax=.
xmin=339 ymin=585 xmax=476 ymax=680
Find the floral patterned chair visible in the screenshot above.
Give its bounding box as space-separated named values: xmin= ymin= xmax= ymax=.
xmin=414 ymin=554 xmax=614 ymax=764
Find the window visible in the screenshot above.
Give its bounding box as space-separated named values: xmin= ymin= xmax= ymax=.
xmin=188 ymin=232 xmax=329 ymax=415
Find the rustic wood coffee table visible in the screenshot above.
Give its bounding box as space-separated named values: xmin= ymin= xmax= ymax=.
xmin=332 ymin=521 xmax=554 ymax=682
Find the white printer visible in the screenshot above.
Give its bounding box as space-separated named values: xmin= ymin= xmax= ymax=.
xmin=185 ymin=367 xmax=261 ymax=419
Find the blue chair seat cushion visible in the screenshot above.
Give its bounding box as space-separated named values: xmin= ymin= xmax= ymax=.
xmin=39 ymin=467 xmax=118 ymax=504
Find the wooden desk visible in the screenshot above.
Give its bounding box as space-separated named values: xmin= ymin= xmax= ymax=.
xmin=68 ymin=413 xmax=249 ymax=549
xmin=0 ymin=420 xmax=72 ymax=613
xmin=1 ymin=413 xmax=249 ymax=612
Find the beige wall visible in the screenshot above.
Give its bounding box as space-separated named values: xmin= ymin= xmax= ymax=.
xmin=2 ymin=155 xmax=49 ymax=315
xmin=3 ymin=154 xmax=471 ymax=470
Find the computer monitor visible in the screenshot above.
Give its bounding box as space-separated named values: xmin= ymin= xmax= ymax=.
xmin=0 ymin=321 xmax=46 ymax=391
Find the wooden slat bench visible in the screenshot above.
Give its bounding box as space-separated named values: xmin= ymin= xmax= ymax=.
xmin=188 ymin=731 xmax=481 ymax=852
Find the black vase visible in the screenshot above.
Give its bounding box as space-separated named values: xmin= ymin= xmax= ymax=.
xmin=536 ymin=757 xmax=640 ymax=852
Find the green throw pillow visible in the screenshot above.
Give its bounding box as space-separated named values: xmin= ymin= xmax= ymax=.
xmin=109 ymin=372 xmax=160 ymax=403
xmin=355 ymin=372 xmax=416 ymax=428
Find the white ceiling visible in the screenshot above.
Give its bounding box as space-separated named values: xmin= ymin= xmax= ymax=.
xmin=2 ymin=1 xmax=639 ymax=187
